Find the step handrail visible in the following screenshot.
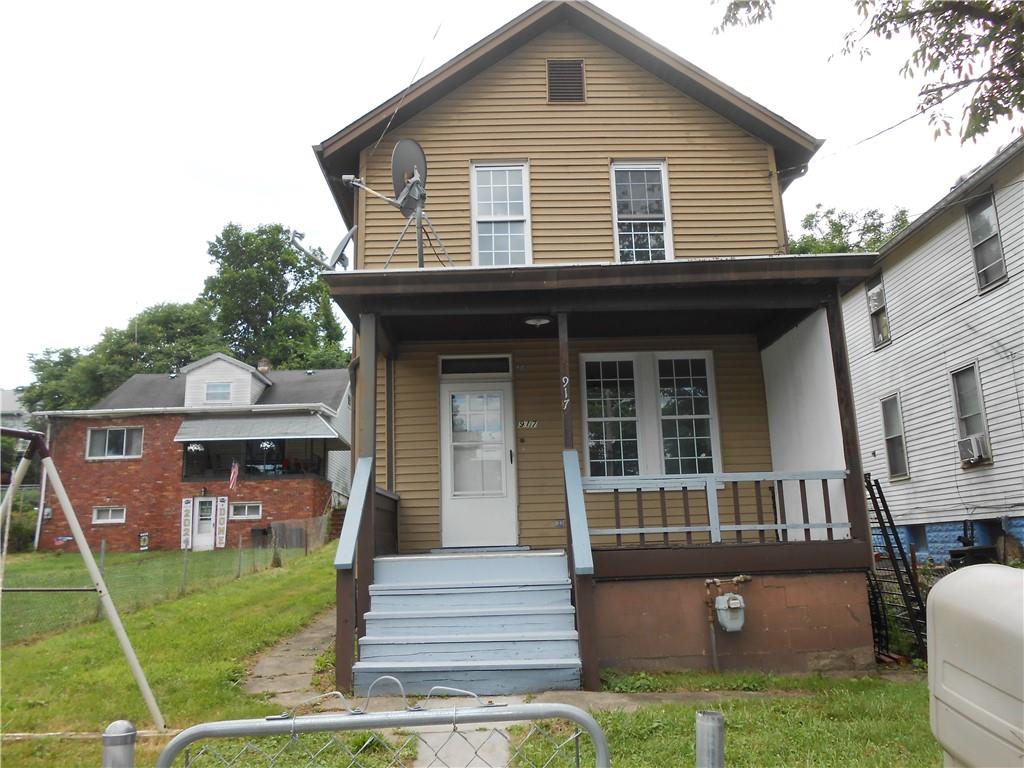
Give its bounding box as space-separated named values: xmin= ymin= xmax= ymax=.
xmin=562 ymin=450 xmax=593 ymax=576
xmin=335 ymin=456 xmax=372 ymax=570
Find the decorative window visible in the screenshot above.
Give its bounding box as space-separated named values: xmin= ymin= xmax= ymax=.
xmin=92 ymin=506 xmax=126 ymax=524
xmin=205 ymin=382 xmax=232 ymax=402
xmin=612 ymin=163 xmax=672 ymax=263
xmin=581 ymin=352 xmax=719 ymax=477
xmin=865 ymin=274 xmax=891 ymax=347
xmin=471 ymin=163 xmax=531 ymax=266
xmin=229 ymin=502 xmax=262 ymax=520
xmin=880 ymin=394 xmax=909 ymax=479
xmin=951 ymin=364 xmax=987 ymax=439
xmin=966 ymin=193 xmax=1007 ymax=290
xmin=547 ymin=59 xmax=585 ymax=102
xmin=86 ymin=427 xmax=143 ymax=459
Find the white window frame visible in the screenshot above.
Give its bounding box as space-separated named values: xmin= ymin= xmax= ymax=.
xmin=610 ymin=161 xmax=674 ymax=263
xmin=965 ymin=192 xmax=1007 ymax=293
xmin=205 ymin=382 xmax=232 ymax=402
xmin=949 ymin=361 xmax=990 ymax=441
xmin=879 ymin=392 xmax=910 ymax=480
xmin=85 ymin=427 xmax=144 ymax=460
xmin=470 ymin=161 xmax=533 ymax=267
xmin=92 ymin=506 xmax=126 ymax=524
xmin=229 ymin=501 xmax=263 ymax=520
xmin=578 ymin=350 xmax=722 ymax=477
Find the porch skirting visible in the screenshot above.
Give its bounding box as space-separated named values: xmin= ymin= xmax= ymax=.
xmin=593 ymin=571 xmax=874 ymax=673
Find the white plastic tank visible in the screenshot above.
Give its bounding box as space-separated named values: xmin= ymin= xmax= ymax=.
xmin=927 ymin=564 xmax=1024 ymax=767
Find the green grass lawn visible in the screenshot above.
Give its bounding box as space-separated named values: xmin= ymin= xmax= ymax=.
xmin=2 ymin=545 xmax=304 ymax=645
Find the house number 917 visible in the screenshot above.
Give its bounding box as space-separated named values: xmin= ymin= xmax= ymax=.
xmin=517 ymin=420 xmax=539 ymax=429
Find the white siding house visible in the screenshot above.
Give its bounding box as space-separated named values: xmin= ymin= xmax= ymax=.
xmin=842 ymin=140 xmax=1024 ymax=559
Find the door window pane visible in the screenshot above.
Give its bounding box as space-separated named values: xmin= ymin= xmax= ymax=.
xmin=451 ymin=392 xmax=505 ymax=495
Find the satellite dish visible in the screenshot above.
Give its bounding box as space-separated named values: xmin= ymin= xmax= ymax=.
xmin=392 ymin=139 xmax=427 ymax=218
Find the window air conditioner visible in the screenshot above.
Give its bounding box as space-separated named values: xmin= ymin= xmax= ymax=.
xmin=957 ymin=435 xmax=990 ymax=464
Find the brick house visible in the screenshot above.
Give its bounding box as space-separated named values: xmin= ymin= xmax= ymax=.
xmin=36 ymin=353 xmax=350 ymax=552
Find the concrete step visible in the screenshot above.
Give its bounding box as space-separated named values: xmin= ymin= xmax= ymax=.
xmin=372 ymin=550 xmax=568 ymax=585
xmin=364 ymin=606 xmax=576 ymax=636
xmin=368 ymin=581 xmax=572 ymax=611
xmin=358 ymin=631 xmax=579 ymax=662
xmin=353 ymin=659 xmax=582 ymax=695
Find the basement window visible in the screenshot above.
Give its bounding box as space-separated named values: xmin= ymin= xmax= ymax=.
xmin=547 ymin=59 xmax=585 ymax=102
xmin=92 ymin=506 xmax=126 ymax=524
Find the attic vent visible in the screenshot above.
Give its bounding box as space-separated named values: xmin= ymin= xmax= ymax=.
xmin=547 ymin=59 xmax=585 ymax=102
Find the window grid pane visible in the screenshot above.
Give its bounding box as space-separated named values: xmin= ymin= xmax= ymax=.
xmin=614 ymin=169 xmax=665 ymax=219
xmin=617 ymin=221 xmax=667 ymax=263
xmin=659 ymin=358 xmax=714 ymax=474
xmin=585 ymin=360 xmax=640 ymax=477
xmin=881 ymin=396 xmax=908 ymax=477
xmin=477 ymin=221 xmax=526 ymax=266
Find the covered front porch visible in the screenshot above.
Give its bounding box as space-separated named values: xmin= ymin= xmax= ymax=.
xmin=327 ymin=255 xmax=876 ymax=692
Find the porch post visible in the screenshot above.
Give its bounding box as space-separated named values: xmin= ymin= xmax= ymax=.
xmin=823 ymin=291 xmax=870 ymax=547
xmin=558 ymin=313 xmax=600 ymax=692
xmin=356 ymin=313 xmax=377 ymax=637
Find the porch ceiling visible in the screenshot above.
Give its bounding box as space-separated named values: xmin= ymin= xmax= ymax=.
xmin=324 ymin=255 xmax=875 ymax=348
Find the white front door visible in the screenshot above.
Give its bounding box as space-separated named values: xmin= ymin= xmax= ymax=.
xmin=440 ymin=380 xmax=518 ymax=547
xmin=193 ymin=497 xmax=216 ymax=552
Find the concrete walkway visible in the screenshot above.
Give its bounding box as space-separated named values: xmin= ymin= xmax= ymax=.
xmin=243 ymin=607 xmax=336 ymax=706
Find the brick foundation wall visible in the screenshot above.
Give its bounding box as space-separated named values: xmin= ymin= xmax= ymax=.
xmin=593 ymin=571 xmax=874 ymax=673
xmin=39 ymin=415 xmax=331 ymax=552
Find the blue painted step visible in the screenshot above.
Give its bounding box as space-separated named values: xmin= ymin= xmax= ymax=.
xmin=364 ymin=605 xmax=576 ymax=636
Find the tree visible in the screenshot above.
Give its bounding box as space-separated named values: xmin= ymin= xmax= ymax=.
xmin=789 ymin=205 xmax=909 ymax=254
xmin=717 ymin=1 xmax=1024 ymax=141
xmin=20 ymin=302 xmax=227 ymax=413
xmin=202 ymin=223 xmax=347 ymax=370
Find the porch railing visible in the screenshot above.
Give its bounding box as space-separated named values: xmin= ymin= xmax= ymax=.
xmin=580 ymin=470 xmax=850 ymax=546
xmin=334 ymin=457 xmax=400 ymax=692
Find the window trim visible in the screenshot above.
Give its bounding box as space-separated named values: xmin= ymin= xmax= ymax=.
xmin=879 ymin=392 xmax=910 ymax=480
xmin=469 ymin=161 xmax=533 ymax=267
xmin=229 ymin=501 xmax=263 ymax=520
xmin=865 ymin=273 xmax=891 ymax=349
xmin=965 ymin=191 xmax=1008 ymax=294
xmin=92 ymin=506 xmax=126 ymax=525
xmin=578 ymin=350 xmax=722 ymax=478
xmin=610 ymin=161 xmax=675 ymax=264
xmin=205 ymin=381 xmax=232 ymax=402
xmin=949 ymin=360 xmax=991 ymax=447
xmin=85 ymin=426 xmax=144 ymax=461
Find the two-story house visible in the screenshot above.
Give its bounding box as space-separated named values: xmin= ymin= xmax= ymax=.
xmin=36 ymin=353 xmax=350 ymax=552
xmin=318 ymin=1 xmax=878 ymax=694
xmin=843 ymin=138 xmax=1024 ymax=563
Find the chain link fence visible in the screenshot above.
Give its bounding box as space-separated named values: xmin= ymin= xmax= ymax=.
xmin=103 ymin=683 xmax=611 ymax=768
xmin=2 ymin=513 xmax=331 ymax=646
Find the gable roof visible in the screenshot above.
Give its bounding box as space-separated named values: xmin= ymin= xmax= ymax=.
xmin=87 ymin=369 xmax=349 ymax=412
xmin=179 ymin=352 xmax=273 ymax=386
xmin=879 ymin=136 xmax=1024 ymax=260
xmin=314 ymin=0 xmax=822 ymax=225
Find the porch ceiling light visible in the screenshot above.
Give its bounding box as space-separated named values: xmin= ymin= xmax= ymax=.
xmin=524 ymin=316 xmax=552 ymax=327
xmin=186 ymin=442 xmax=206 ymax=453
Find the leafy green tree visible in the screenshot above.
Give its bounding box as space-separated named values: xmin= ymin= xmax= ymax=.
xmin=717 ymin=0 xmax=1024 ymax=140
xmin=202 ymin=223 xmax=347 ymax=370
xmin=789 ymin=205 xmax=909 ymax=254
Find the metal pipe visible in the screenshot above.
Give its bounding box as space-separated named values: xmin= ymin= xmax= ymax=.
xmin=33 ymin=420 xmax=50 ymax=550
xmin=41 ymin=456 xmax=166 ymax=729
xmin=102 ymin=720 xmax=137 ymax=767
xmin=695 ymin=710 xmax=725 ymax=768
xmin=1 ymin=455 xmax=35 ymax=591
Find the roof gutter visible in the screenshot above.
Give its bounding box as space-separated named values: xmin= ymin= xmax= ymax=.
xmin=34 ymin=403 xmax=340 ymax=419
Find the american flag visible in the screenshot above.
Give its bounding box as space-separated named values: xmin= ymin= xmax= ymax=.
xmin=228 ymin=460 xmax=239 ymax=490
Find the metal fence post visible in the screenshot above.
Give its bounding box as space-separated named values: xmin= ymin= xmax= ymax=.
xmin=95 ymin=539 xmax=107 ymax=620
xmin=102 ymin=720 xmax=137 ymax=767
xmin=236 ymin=534 xmax=243 ymax=579
xmin=180 ymin=547 xmax=189 ymax=596
xmin=696 ymin=710 xmax=724 ymax=768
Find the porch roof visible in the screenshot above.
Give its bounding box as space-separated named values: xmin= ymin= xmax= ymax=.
xmin=323 ymin=254 xmax=876 ymax=347
xmin=174 ymin=413 xmax=348 ymax=449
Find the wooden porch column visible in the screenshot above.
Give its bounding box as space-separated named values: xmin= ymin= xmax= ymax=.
xmin=355 ymin=313 xmax=377 ymax=637
xmin=824 ymin=291 xmax=871 ymax=548
xmin=558 ymin=313 xmax=600 ymax=691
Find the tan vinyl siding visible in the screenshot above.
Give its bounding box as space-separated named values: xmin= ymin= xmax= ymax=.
xmin=356 ymin=25 xmax=782 ymax=271
xmin=384 ymin=335 xmax=772 ymax=553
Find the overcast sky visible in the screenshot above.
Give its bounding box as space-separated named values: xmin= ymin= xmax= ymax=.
xmin=1 ymin=0 xmax=1017 ymax=388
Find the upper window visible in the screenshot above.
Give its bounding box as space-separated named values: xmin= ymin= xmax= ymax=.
xmin=87 ymin=427 xmax=143 ymax=459
xmin=865 ymin=274 xmax=891 ymax=347
xmin=229 ymin=502 xmax=262 ymax=520
xmin=612 ymin=163 xmax=672 ymax=263
xmin=547 ymin=59 xmax=585 ymax=102
xmin=880 ymin=394 xmax=909 ymax=479
xmin=966 ymin=193 xmax=1006 ymax=290
xmin=582 ymin=352 xmax=719 ymax=477
xmin=205 ymin=382 xmax=232 ymax=402
xmin=471 ymin=163 xmax=531 ymax=266
xmin=92 ymin=506 xmax=126 ymax=524
xmin=951 ymin=364 xmax=987 ymax=439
